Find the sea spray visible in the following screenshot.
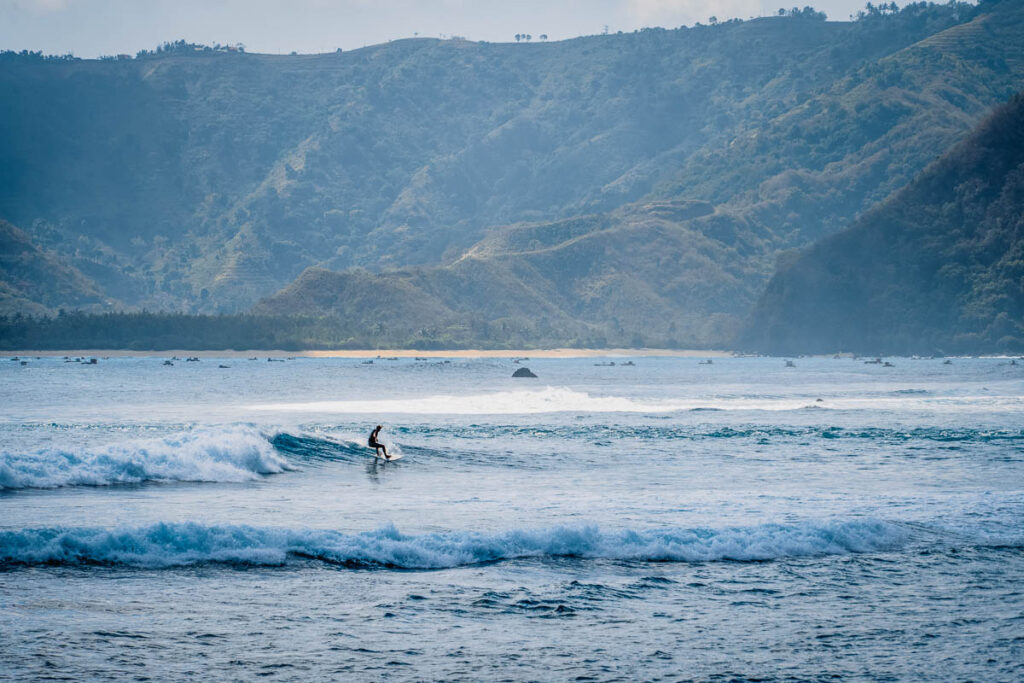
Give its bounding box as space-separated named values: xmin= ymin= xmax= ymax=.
xmin=0 ymin=427 xmax=292 ymax=490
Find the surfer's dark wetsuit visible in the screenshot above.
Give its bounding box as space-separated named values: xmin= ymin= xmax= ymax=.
xmin=368 ymin=425 xmax=389 ymax=459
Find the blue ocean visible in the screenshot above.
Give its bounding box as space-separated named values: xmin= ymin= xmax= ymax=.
xmin=1 ymin=355 xmax=1022 ymax=681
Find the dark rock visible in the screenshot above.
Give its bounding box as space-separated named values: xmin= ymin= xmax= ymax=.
xmin=512 ymin=367 xmax=537 ymax=378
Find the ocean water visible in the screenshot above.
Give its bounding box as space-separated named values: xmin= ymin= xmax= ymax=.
xmin=1 ymin=354 xmax=1022 ymax=681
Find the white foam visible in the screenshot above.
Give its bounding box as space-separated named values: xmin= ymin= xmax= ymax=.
xmin=249 ymin=386 xmax=1024 ymax=415
xmin=0 ymin=427 xmax=293 ymax=490
xmin=0 ymin=519 xmax=910 ymax=568
xmin=248 ymin=387 xmax=804 ymax=415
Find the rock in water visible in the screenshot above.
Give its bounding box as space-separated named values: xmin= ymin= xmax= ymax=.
xmin=512 ymin=367 xmax=537 ymax=378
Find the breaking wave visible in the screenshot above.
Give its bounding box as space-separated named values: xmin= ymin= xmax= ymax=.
xmin=0 ymin=427 xmax=293 ymax=490
xmin=0 ymin=519 xmax=910 ymax=569
xmin=249 ymin=387 xmax=691 ymax=415
xmin=247 ymin=386 xmax=1024 ymax=415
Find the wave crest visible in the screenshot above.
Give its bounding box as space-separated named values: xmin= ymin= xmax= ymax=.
xmin=249 ymin=387 xmax=696 ymax=415
xmin=0 ymin=428 xmax=293 ymax=490
xmin=0 ymin=519 xmax=909 ymax=569
xmin=249 ymin=386 xmax=1024 ymax=415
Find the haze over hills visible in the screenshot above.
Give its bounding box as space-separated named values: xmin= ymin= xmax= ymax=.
xmin=742 ymin=90 xmax=1024 ymax=356
xmin=254 ymin=200 xmax=756 ymax=347
xmin=2 ymin=0 xmax=1024 ymax=349
xmin=0 ymin=219 xmax=105 ymax=317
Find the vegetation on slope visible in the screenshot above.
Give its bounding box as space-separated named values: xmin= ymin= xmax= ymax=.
xmin=3 ymin=1 xmax=1024 ymax=350
xmin=0 ymin=311 xmax=341 ymax=351
xmin=741 ymin=91 xmax=1024 ymax=355
xmin=0 ymin=309 xmax=600 ymax=351
xmin=2 ymin=0 xmax=1021 ymax=323
xmin=254 ymin=200 xmax=752 ymax=348
xmin=0 ymin=220 xmax=105 ymax=316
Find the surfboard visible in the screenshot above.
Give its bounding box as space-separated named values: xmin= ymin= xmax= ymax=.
xmin=371 ymin=450 xmax=403 ymax=462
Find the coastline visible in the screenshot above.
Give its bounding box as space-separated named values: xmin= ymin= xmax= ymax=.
xmin=5 ymin=348 xmax=733 ymax=359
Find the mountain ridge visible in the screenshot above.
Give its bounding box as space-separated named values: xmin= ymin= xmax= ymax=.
xmin=2 ymin=0 xmax=1023 ymax=350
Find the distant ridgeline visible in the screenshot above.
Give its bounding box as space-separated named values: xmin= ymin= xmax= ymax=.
xmin=741 ymin=91 xmax=1024 ymax=356
xmin=2 ymin=0 xmax=1024 ymax=351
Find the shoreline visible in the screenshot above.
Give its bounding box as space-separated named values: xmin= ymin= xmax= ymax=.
xmin=4 ymin=348 xmax=733 ymax=359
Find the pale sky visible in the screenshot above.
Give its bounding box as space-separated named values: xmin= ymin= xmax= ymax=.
xmin=1 ymin=0 xmax=878 ymax=57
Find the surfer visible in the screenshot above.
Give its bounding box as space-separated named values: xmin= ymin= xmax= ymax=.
xmin=368 ymin=424 xmax=390 ymax=459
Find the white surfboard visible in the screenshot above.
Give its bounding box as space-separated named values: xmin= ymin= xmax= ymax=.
xmin=371 ymin=450 xmax=403 ymax=461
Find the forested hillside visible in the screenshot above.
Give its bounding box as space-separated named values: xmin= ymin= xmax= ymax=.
xmin=0 ymin=219 xmax=105 ymax=316
xmin=742 ymin=91 xmax=1024 ymax=355
xmin=3 ymin=0 xmax=1024 ymax=349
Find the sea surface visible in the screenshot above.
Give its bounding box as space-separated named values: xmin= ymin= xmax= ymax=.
xmin=1 ymin=354 xmax=1022 ymax=681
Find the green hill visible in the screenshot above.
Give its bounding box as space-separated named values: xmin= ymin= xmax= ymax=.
xmin=254 ymin=200 xmax=752 ymax=347
xmin=3 ymin=0 xmax=1024 ymax=349
xmin=255 ymin=0 xmax=1024 ymax=350
xmin=741 ymin=91 xmax=1024 ymax=355
xmin=0 ymin=219 xmax=105 ymax=316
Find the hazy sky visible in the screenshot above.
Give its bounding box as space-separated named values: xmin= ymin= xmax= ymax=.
xmin=2 ymin=0 xmax=877 ymax=57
